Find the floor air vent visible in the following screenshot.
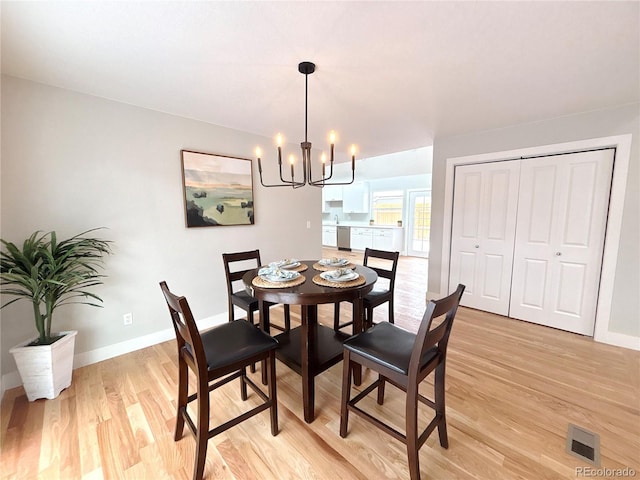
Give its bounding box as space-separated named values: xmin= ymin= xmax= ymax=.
xmin=566 ymin=424 xmax=600 ymax=466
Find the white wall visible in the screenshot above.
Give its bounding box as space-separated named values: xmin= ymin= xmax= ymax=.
xmin=0 ymin=76 xmax=322 ymax=378
xmin=429 ymin=103 xmax=639 ymax=339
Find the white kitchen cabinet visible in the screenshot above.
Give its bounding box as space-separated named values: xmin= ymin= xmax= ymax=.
xmin=322 ymin=225 xmax=337 ymax=247
xmin=372 ymin=228 xmax=403 ymax=251
xmin=322 ymin=185 xmax=343 ymax=202
xmin=350 ymin=227 xmax=403 ymax=252
xmin=342 ymin=183 xmax=369 ymax=213
xmin=322 ymin=185 xmax=343 ymax=213
xmin=350 ymin=227 xmax=373 ymax=251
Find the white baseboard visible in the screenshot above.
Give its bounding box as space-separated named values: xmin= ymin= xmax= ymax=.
xmin=594 ymin=329 xmax=640 ymax=351
xmin=426 ymin=291 xmax=442 ymax=302
xmin=1 ymin=313 xmax=228 ymax=395
xmin=446 ymin=297 xmax=640 ymax=351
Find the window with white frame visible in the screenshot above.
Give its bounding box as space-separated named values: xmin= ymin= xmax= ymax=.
xmin=371 ymin=190 xmax=403 ymax=225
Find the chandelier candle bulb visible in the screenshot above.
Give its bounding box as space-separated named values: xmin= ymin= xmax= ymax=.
xmin=289 ymin=155 xmax=295 ymax=179
xmin=256 ymin=147 xmax=262 ymax=173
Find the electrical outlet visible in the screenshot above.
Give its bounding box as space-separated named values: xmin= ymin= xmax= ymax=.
xmin=306 ymin=220 xmax=311 ymax=229
xmin=123 ymin=312 xmax=133 ymax=326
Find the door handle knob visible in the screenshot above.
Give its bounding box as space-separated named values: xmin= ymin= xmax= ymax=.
xmin=475 ymin=245 xmax=480 ymax=248
xmin=556 ymin=252 xmax=562 ymax=256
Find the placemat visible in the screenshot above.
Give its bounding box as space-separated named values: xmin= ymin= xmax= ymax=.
xmin=312 ymin=274 xmax=366 ymax=288
xmin=312 ymin=262 xmax=357 ymax=272
xmin=252 ymin=275 xmax=306 ymax=289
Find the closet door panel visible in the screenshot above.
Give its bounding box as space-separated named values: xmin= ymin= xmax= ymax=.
xmin=449 ymin=162 xmax=520 ymax=315
xmin=520 ymin=258 xmax=547 ymax=309
xmin=509 ymin=149 xmax=614 ymax=335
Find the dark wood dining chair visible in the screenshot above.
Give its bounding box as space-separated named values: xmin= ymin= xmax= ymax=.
xmin=334 ymin=248 xmax=400 ymax=332
xmin=159 ymin=281 xmax=279 ymax=480
xmin=222 ymin=250 xmax=291 ymax=333
xmin=339 ymin=284 xmax=465 ymax=480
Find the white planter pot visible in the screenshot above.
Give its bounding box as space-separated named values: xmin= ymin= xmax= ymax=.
xmin=9 ymin=330 xmax=77 ymax=401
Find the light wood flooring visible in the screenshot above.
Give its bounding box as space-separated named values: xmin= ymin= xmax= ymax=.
xmin=1 ymin=248 xmax=638 ymax=479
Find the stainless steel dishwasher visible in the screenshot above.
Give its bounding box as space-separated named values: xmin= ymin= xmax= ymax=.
xmin=337 ymin=226 xmax=351 ymax=251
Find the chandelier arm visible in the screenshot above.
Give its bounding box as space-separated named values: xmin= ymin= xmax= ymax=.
xmin=258 ymin=172 xmax=302 ymax=188
xmin=309 ymin=156 xmax=355 ymax=186
xmin=310 ymin=169 xmax=355 ymax=186
xmin=309 ymin=150 xmax=336 ymax=185
xmin=308 ymin=157 xmax=332 ymax=185
xmin=258 ymin=155 xmax=305 ymax=187
xmin=277 ymin=156 xmax=304 ymax=186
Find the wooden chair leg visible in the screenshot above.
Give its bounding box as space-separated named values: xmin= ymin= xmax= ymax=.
xmin=333 ymin=302 xmax=341 ymax=331
xmin=249 ymin=307 xmax=257 ymax=373
xmin=240 ymin=366 xmax=248 ymax=401
xmin=406 ymin=384 xmax=420 ymax=480
xmin=193 ymin=376 xmax=210 ymax=480
xmin=174 ymin=357 xmax=188 ymax=441
xmin=376 ymin=374 xmax=386 ymax=405
xmin=268 ymin=350 xmax=279 ymax=436
xmin=340 ymin=351 xmax=353 ymax=438
xmin=283 ymin=305 xmax=291 ymax=332
xmin=435 ymin=363 xmax=449 ymax=448
xmin=365 ymin=305 xmax=374 ymax=330
xmin=389 ymin=298 xmax=395 ymax=324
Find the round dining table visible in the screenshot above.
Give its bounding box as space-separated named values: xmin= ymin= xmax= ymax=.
xmin=243 ymin=260 xmax=378 ymax=423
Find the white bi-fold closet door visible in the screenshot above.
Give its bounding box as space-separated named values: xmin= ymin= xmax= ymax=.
xmin=449 ymin=149 xmax=614 ymax=335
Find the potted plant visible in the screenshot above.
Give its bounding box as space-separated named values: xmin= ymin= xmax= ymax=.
xmin=1 ymin=229 xmax=111 ymax=401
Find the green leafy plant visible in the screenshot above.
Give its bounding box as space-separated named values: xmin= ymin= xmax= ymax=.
xmin=1 ymin=228 xmax=112 ymax=345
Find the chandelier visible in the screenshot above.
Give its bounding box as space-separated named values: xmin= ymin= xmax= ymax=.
xmin=256 ymin=61 xmax=356 ymax=188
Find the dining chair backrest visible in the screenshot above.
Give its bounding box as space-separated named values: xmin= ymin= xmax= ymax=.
xmin=363 ymin=248 xmax=400 ymax=291
xmin=409 ymin=284 xmax=465 ymax=381
xmin=223 ymin=249 xmax=262 ymax=296
xmin=159 ymin=280 xmax=207 ymax=373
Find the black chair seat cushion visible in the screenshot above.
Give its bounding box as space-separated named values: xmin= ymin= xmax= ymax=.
xmin=231 ymin=290 xmax=258 ymax=310
xmin=365 ymin=287 xmax=390 ymax=298
xmin=364 ymin=288 xmax=391 ymax=306
xmin=343 ymin=322 xmax=438 ymax=375
xmin=199 ymin=320 xmax=278 ymax=370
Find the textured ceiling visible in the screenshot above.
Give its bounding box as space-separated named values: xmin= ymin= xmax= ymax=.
xmin=2 ymin=1 xmax=638 ymax=162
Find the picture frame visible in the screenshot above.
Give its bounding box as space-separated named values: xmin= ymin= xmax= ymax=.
xmin=180 ymin=150 xmax=255 ymax=228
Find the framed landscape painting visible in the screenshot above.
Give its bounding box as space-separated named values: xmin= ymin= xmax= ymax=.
xmin=180 ymin=150 xmax=255 ymax=227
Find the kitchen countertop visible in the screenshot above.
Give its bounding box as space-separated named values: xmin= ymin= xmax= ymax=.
xmin=322 ymin=222 xmax=404 ymax=229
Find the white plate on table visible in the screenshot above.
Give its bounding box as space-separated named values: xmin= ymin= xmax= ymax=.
xmin=320 ymin=270 xmax=359 ymax=282
xmin=261 ymin=270 xmax=301 ymax=283
xmin=271 ymin=259 xmax=300 ymax=269
xmin=319 ymin=258 xmax=348 ymax=267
